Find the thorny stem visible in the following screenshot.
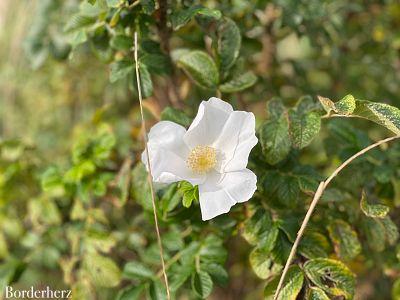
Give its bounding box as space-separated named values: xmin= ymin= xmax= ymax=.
xmin=273 ymin=134 xmax=400 ymax=300
xmin=134 ymin=32 xmax=171 ymax=299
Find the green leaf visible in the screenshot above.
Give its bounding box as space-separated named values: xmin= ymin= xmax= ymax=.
xmin=160 ymin=183 xmax=181 ymax=213
xmin=131 ymin=163 xmax=157 ymax=211
xmin=217 ymin=18 xmax=241 ymax=75
xmin=205 ymin=263 xmax=228 ymax=285
xmin=361 ymin=217 xmax=386 ymax=252
xmin=161 ymin=107 xmax=191 ymax=127
xmin=64 ymin=14 xmax=96 ymax=32
xmin=352 ymin=100 xmax=400 ymax=134
xmin=264 ymin=265 xmax=304 ymax=300
xmin=117 ymin=285 xmax=145 ymax=300
xmin=304 ymin=258 xmax=355 ymax=299
xmin=169 ymin=264 xmax=192 ymax=292
xmin=109 ymin=8 xmax=121 ymax=27
xmin=267 ymin=98 xmax=286 ymax=119
xmin=318 ymin=94 xmax=356 ymax=115
xmin=298 ymin=232 xmax=330 ymax=259
xmin=138 ymin=63 xmax=153 ymax=98
xmin=392 ymin=278 xmax=400 ymax=300
xmin=306 ymin=287 xmax=330 ymax=300
xmin=110 ymin=59 xmax=133 ymax=83
xmin=199 ymin=235 xmax=227 ymax=264
xmin=123 ymin=261 xmax=154 ymax=280
xmin=360 ymin=190 xmax=389 ymax=218
xmin=191 ymin=271 xmax=213 ymax=299
xmin=219 ymin=71 xmax=257 ymax=93
xmin=84 ymin=254 xmax=121 ymax=287
xmin=0 ymin=259 xmax=26 ymax=292
xmin=177 ymin=50 xmax=219 ymax=90
xmin=140 ymin=0 xmax=155 ymax=15
xmin=163 ymin=230 xmax=184 ymax=252
xmin=179 ymin=181 xmax=199 ymax=208
xmin=106 ymin=0 xmax=120 ymax=7
xmin=110 ymin=35 xmax=133 ymax=51
xmin=327 ymin=220 xmax=361 ymax=261
xmin=289 ymin=109 xmax=321 ymax=149
xmin=140 ymin=54 xmax=171 ymax=75
xmin=149 ymin=279 xmax=167 ymax=300
xmin=242 ymin=207 xmax=274 ymax=246
xmin=381 ymin=216 xmax=399 ymax=245
xmin=171 ymin=5 xmax=221 ymax=30
xmin=249 ymin=247 xmax=280 ymax=279
xmin=41 ymin=166 xmax=65 ymax=197
xmin=335 ymin=95 xmax=356 ymax=115
xmin=259 ymin=114 xmax=291 ymax=165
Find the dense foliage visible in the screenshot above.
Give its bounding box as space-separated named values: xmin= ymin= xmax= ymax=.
xmin=2 ymin=0 xmax=400 ymax=299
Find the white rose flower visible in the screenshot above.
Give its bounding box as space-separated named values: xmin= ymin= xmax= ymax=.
xmin=142 ymin=97 xmax=258 ymax=220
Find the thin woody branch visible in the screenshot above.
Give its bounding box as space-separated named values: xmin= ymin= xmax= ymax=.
xmin=273 ymin=134 xmax=400 ymax=300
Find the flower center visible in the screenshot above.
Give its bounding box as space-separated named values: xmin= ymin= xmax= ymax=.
xmin=187 ymin=145 xmax=217 ymax=174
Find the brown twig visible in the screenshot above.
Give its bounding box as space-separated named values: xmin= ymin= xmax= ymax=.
xmin=273 ymin=134 xmax=400 ymax=300
xmin=134 ymin=32 xmax=171 ymax=299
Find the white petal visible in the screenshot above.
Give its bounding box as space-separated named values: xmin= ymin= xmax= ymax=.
xmin=142 ymin=121 xmax=205 ymax=185
xmin=184 ymin=97 xmax=233 ymax=147
xmin=213 ymin=111 xmax=258 ymax=173
xmin=198 ymin=169 xmax=257 ymax=220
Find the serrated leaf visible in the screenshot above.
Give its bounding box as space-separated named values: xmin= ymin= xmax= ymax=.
xmin=177 ymin=50 xmax=219 ymax=89
xmin=64 ymin=14 xmax=96 ymax=32
xmin=304 ymin=258 xmax=355 ymax=299
xmin=264 ymin=265 xmax=304 ymax=300
xmin=191 ymin=271 xmax=213 ymax=299
xmin=161 ymin=107 xmax=191 ymax=127
xmin=298 ymin=232 xmax=330 ymax=259
xmin=205 ymin=263 xmax=228 ymax=285
xmin=289 ymin=109 xmax=321 ymax=149
xmin=360 ymin=190 xmax=389 ymax=218
xmin=327 ymin=220 xmax=361 ymax=261
xmin=123 ymin=261 xmax=154 ymax=279
xmin=110 ymin=59 xmax=133 ymax=83
xmin=352 ymin=100 xmax=400 ymax=134
xmin=242 ymin=207 xmax=273 ymax=246
xmin=84 ymin=254 xmax=121 ymax=287
xmin=138 ymin=63 xmax=153 ymax=98
xmin=110 ymin=35 xmax=133 ymax=51
xmin=140 ymin=54 xmax=171 ymax=75
xmin=172 ymin=5 xmax=221 ymax=30
xmin=259 ymin=114 xmax=291 ymax=165
xmin=219 ymin=71 xmax=257 ymax=93
xmin=307 ymin=287 xmax=330 ymax=300
xmin=217 ymin=18 xmax=241 ymax=75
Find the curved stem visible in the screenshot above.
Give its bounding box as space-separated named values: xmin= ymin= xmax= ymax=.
xmin=134 ymin=32 xmax=171 ymax=299
xmin=273 ymin=135 xmax=400 ymax=300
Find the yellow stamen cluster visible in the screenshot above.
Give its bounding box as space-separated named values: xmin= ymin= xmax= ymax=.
xmin=187 ymin=145 xmax=217 ymax=174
